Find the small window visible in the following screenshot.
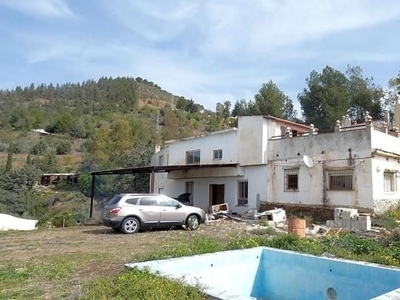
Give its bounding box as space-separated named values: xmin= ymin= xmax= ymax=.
xmin=158 ymin=155 xmax=163 ymax=166
xmin=384 ymin=171 xmax=396 ymax=192
xmin=238 ymin=181 xmax=248 ymax=206
xmin=139 ymin=197 xmax=158 ymax=206
xmin=328 ymin=170 xmax=353 ymax=190
xmin=284 ymin=169 xmax=299 ymax=191
xmin=186 ymin=149 xmax=200 ymax=164
xmin=125 ymin=198 xmax=139 ymax=205
xmin=213 ymin=149 xmax=222 ymax=160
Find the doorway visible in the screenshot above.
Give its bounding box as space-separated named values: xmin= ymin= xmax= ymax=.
xmin=209 ymin=184 xmax=225 ymax=206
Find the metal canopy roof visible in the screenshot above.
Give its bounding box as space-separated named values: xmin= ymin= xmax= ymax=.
xmin=90 ymin=163 xmax=239 ymax=176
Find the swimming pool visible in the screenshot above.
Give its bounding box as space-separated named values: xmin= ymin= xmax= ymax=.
xmin=126 ymin=247 xmax=400 ymax=299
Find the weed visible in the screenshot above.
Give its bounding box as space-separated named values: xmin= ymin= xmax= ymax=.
xmin=81 ymin=268 xmax=207 ymax=300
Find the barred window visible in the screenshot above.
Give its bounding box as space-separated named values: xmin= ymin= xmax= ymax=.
xmin=384 ymin=171 xmax=396 ymax=192
xmin=328 ymin=170 xmax=353 ymax=190
xmin=284 ymin=169 xmax=299 ymax=191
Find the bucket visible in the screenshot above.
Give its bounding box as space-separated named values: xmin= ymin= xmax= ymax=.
xmin=288 ymin=218 xmax=306 ymax=239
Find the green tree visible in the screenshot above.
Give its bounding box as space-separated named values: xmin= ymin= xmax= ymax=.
xmin=38 ymin=150 xmax=58 ymax=173
xmin=298 ymin=66 xmax=349 ymax=129
xmin=232 ymin=99 xmax=249 ymax=117
xmin=31 ymin=138 xmax=48 ymax=155
xmin=108 ymin=118 xmax=133 ymax=164
xmin=346 ymin=66 xmax=384 ymax=122
xmin=252 ymin=80 xmax=296 ymax=120
xmin=5 ymin=143 xmax=13 ymax=172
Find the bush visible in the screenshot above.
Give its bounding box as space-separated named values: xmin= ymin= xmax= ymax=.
xmin=38 ymin=211 xmax=85 ymax=228
xmin=0 ymin=142 xmax=7 ymax=152
xmin=11 ymin=139 xmax=26 ymax=154
xmin=31 ymin=138 xmax=48 ymax=155
xmin=55 ymin=140 xmax=72 ymax=155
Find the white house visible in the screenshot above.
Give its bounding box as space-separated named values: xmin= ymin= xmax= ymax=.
xmin=151 ymin=107 xmax=400 ymax=215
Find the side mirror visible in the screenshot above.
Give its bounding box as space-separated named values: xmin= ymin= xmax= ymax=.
xmin=175 ymin=203 xmax=182 ymax=209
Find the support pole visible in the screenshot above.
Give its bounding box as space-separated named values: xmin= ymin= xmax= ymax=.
xmin=150 ymin=170 xmax=155 ymax=193
xmin=89 ymin=174 xmax=95 ymax=218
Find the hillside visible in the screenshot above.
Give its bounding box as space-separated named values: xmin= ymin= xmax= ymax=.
xmin=0 ymin=76 xmax=228 ymax=172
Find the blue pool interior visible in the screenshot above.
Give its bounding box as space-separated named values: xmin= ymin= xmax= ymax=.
xmin=125 ymin=247 xmax=400 ymax=300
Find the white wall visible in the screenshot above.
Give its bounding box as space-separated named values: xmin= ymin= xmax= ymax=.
xmin=267 ymin=128 xmax=374 ymax=209
xmin=166 ymin=129 xmax=238 ymax=165
xmin=237 ymin=116 xmax=266 ymax=165
xmin=370 ymin=129 xmax=400 ymax=213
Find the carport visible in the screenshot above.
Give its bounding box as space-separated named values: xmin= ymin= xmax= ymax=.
xmin=89 ymin=163 xmax=238 ymax=217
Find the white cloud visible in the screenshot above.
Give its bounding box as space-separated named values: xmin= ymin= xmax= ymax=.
xmin=0 ymin=0 xmax=74 ymax=18
xmin=198 ymin=0 xmax=400 ymax=56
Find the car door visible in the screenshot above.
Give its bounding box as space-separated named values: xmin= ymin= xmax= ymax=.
xmin=137 ymin=196 xmax=162 ymax=225
xmin=158 ymin=196 xmax=186 ymax=225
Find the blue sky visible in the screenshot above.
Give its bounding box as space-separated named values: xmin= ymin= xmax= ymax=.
xmin=0 ymin=0 xmax=399 ymax=113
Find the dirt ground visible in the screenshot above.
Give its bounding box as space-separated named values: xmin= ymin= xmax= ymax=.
xmin=0 ymin=220 xmax=252 ymax=299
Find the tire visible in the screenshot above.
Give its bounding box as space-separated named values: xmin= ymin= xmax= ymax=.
xmin=121 ymin=217 xmax=140 ymax=234
xmin=186 ymin=215 xmax=200 ymax=231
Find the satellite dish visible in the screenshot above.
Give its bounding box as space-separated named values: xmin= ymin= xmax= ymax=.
xmin=303 ymin=155 xmax=314 ymax=168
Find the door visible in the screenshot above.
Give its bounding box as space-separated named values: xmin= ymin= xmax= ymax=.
xmin=158 ymin=196 xmax=186 ymax=225
xmin=137 ymin=196 xmax=162 ymax=225
xmin=209 ymin=184 xmax=225 ymax=206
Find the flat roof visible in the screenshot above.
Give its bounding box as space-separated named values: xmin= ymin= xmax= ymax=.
xmin=91 ymin=163 xmax=239 ymax=176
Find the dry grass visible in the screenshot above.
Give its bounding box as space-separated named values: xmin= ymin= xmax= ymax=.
xmin=0 ymin=221 xmax=250 ymax=299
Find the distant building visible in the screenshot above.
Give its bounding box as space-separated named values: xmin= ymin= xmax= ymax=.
xmin=40 ymin=173 xmax=79 ymax=186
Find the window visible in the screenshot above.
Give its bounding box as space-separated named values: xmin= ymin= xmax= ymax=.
xmin=158 ymin=155 xmax=163 ymax=166
xmin=213 ymin=149 xmax=222 ymax=160
xmin=108 ymin=195 xmax=122 ymax=205
xmin=186 ymin=149 xmax=200 ymax=164
xmin=159 ymin=196 xmax=178 ymax=207
xmin=125 ymin=198 xmax=139 ymax=205
xmin=139 ymin=197 xmax=158 ymax=206
xmin=284 ymin=169 xmax=299 ymax=191
xmin=384 ymin=171 xmax=396 ymax=192
xmin=328 ymin=170 xmax=353 ymax=190
xmin=238 ymin=181 xmax=248 ymax=206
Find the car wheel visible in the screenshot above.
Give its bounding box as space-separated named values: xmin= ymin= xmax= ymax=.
xmin=186 ymin=215 xmax=199 ymax=231
xmin=112 ymin=227 xmax=121 ymax=232
xmin=121 ymin=217 xmax=140 ymax=234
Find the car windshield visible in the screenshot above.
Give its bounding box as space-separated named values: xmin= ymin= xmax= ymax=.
xmin=108 ymin=195 xmax=122 ymax=205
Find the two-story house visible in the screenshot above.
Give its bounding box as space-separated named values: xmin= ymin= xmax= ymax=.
xmin=152 ymin=110 xmax=400 ymax=215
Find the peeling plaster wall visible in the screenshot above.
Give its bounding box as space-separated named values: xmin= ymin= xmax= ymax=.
xmin=267 ymin=128 xmax=373 ymax=209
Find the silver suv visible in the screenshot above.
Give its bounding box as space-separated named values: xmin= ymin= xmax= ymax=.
xmin=102 ymin=193 xmax=206 ymax=234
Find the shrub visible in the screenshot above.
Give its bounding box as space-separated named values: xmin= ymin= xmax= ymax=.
xmin=0 ymin=142 xmax=7 ymax=152
xmin=55 ymin=140 xmax=72 ymax=155
xmin=31 ymin=138 xmax=48 ymax=155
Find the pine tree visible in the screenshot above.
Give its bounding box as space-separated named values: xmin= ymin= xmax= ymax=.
xmin=5 ymin=142 xmax=13 ymax=172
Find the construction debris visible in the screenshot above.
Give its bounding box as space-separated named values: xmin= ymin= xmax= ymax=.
xmin=326 ymin=208 xmax=371 ymax=231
